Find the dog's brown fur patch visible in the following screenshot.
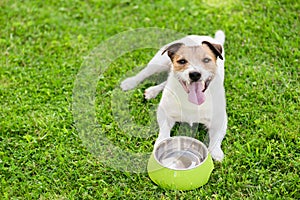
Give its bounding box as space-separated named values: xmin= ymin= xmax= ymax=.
xmin=202 ymin=44 xmax=218 ymax=63
xmin=172 ymin=54 xmax=189 ymax=71
xmin=169 ymin=45 xmax=218 ymax=74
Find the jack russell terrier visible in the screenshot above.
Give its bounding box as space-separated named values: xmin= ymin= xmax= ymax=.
xmin=121 ymin=30 xmax=227 ymax=161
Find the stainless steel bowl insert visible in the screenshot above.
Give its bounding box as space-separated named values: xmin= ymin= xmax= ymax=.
xmin=154 ymin=137 xmax=208 ymax=170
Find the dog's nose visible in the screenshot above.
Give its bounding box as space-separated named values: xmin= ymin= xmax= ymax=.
xmin=189 ymin=72 xmax=201 ymax=82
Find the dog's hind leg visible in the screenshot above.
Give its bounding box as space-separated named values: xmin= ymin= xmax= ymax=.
xmin=120 ymin=51 xmax=170 ymax=91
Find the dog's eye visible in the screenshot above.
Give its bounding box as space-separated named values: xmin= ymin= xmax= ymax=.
xmin=177 ymin=59 xmax=187 ymax=65
xmin=203 ymin=58 xmax=211 ymax=63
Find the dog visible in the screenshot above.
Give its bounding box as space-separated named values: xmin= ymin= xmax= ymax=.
xmin=121 ymin=30 xmax=227 ymax=161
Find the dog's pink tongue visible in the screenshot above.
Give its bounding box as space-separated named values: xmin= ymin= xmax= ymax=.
xmin=188 ymin=82 xmax=205 ymax=105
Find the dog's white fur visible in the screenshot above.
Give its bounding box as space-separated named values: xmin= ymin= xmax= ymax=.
xmin=121 ymin=31 xmax=227 ymax=161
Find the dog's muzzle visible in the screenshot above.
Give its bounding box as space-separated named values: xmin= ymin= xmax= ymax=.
xmin=188 ymin=72 xmax=212 ymax=93
xmin=178 ymin=73 xmax=213 ymax=105
xmin=189 ymin=72 xmax=201 ymax=82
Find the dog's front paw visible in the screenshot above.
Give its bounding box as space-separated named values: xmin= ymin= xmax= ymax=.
xmin=209 ymin=146 xmax=224 ymax=162
xmin=154 ymin=136 xmax=169 ymax=149
xmin=120 ymin=77 xmax=138 ymax=91
xmin=144 ymin=86 xmax=160 ymax=100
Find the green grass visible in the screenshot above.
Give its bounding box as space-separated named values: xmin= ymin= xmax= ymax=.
xmin=0 ymin=0 xmax=299 ymax=199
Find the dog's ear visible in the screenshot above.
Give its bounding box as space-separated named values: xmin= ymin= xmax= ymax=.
xmin=162 ymin=43 xmax=184 ymax=60
xmin=202 ymin=41 xmax=223 ymax=60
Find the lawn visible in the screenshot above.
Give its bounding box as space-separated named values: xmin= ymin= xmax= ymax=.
xmin=0 ymin=0 xmax=299 ymax=199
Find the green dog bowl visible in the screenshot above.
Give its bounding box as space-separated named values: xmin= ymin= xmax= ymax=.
xmin=147 ymin=136 xmax=214 ymax=190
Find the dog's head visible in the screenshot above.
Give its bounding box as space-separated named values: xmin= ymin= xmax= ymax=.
xmin=162 ymin=41 xmax=223 ymax=105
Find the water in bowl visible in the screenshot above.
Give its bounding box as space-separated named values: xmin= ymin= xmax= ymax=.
xmin=159 ymin=150 xmax=203 ymax=170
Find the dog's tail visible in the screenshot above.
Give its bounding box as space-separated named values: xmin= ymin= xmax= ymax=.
xmin=214 ymin=30 xmax=225 ymax=45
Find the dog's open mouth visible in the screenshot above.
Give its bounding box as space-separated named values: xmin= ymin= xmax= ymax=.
xmin=179 ymin=79 xmax=210 ymax=105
